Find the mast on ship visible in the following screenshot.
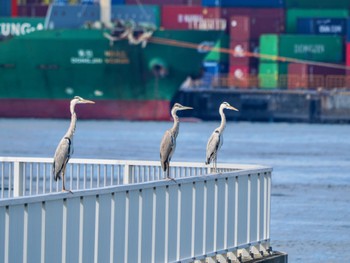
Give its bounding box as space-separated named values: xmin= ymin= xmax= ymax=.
xmin=100 ymin=0 xmax=111 ymax=27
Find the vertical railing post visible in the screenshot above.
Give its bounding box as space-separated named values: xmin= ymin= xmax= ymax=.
xmin=266 ymin=172 xmax=271 ymax=241
xmin=13 ymin=161 xmax=24 ymax=197
xmin=207 ymin=166 xmax=211 ymax=175
xmin=123 ymin=164 xmax=132 ymax=184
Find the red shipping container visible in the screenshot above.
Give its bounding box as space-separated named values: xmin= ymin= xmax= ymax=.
xmin=228 ymin=65 xmax=257 ymax=88
xmin=17 ymin=5 xmax=48 ymax=17
xmin=230 ymin=15 xmax=284 ymax=40
xmin=347 ymin=43 xmax=350 ymax=67
xmin=229 ymin=16 xmax=250 ymax=40
xmin=287 ymin=63 xmax=309 ymax=89
xmin=288 ymin=63 xmax=345 ymax=89
xmin=126 ymin=0 xmax=201 ymax=5
xmin=161 ymin=6 xmax=225 ymax=30
xmin=229 ymin=40 xmax=259 ymax=66
xmin=221 ymin=7 xmax=285 ymax=21
xmin=11 ymin=0 xmax=17 ymax=17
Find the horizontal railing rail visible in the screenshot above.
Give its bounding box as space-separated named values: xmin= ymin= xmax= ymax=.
xmin=0 ymin=157 xmax=266 ymax=198
xmin=213 ymin=74 xmax=350 ymax=89
xmin=0 ymin=163 xmax=272 ymax=263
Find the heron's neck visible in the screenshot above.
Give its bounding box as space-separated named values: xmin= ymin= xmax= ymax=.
xmin=218 ymin=107 xmax=226 ymax=132
xmin=65 ymin=112 xmax=77 ymax=139
xmin=171 ymin=112 xmax=180 ymax=138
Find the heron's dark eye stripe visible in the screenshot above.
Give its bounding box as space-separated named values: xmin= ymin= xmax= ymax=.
xmin=215 ymin=130 xmax=219 ymax=134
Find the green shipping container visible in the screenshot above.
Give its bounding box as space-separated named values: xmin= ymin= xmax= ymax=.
xmin=260 ymin=34 xmax=344 ymax=63
xmin=285 ymin=0 xmax=350 ymax=9
xmin=259 ymin=62 xmax=288 ymax=89
xmin=286 ymin=9 xmax=349 ymax=33
xmin=259 ymin=34 xmax=279 ymax=61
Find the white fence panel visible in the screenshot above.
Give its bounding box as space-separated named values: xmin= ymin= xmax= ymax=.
xmin=154 ymin=186 xmax=166 ymax=263
xmin=216 ymin=178 xmax=227 ymax=251
xmin=65 ymin=198 xmax=80 ymax=263
xmin=179 ymin=183 xmax=193 ymax=259
xmin=0 ymin=162 xmax=272 ymax=263
xmin=112 ymin=192 xmax=127 ymax=263
xmin=26 ymin=202 xmax=42 ymax=263
xmin=193 ymin=181 xmax=205 ymax=258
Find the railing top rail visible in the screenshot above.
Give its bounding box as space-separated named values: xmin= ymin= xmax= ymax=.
xmin=0 ymin=156 xmax=270 ymax=171
xmin=0 ymin=164 xmax=272 ymax=206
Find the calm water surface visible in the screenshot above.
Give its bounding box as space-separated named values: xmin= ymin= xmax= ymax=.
xmin=0 ymin=119 xmax=349 ymax=262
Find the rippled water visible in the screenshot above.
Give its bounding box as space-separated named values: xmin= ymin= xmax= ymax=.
xmin=1 ymin=119 xmax=349 ymax=262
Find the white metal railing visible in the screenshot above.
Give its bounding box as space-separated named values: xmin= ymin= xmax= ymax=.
xmin=0 ymin=157 xmax=249 ymax=198
xmin=0 ymin=162 xmax=272 ymax=263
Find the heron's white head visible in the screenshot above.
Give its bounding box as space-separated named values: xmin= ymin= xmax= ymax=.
xmin=220 ymin=102 xmax=238 ymax=112
xmin=172 ymin=103 xmax=193 ymax=112
xmin=70 ymin=96 xmax=95 ymax=114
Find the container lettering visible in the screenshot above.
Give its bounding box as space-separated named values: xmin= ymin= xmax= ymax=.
xmin=294 ymin=44 xmax=325 ymax=54
xmin=0 ymin=22 xmax=44 ymax=37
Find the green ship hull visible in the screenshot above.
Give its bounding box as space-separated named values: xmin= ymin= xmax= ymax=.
xmin=0 ymin=29 xmax=223 ymax=119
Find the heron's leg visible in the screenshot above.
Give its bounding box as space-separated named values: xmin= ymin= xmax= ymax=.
xmin=214 ymin=156 xmax=217 ymax=173
xmin=62 ymin=170 xmax=73 ymax=194
xmin=166 ymin=163 xmax=176 ymax=182
xmin=62 ymin=170 xmax=66 ymax=191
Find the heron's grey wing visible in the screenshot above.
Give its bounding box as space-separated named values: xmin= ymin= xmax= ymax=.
xmin=160 ymin=130 xmax=175 ymax=171
xmin=206 ymin=130 xmax=220 ymax=164
xmin=52 ymin=137 xmax=72 ymax=180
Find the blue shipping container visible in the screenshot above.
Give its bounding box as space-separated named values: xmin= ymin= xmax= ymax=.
xmin=0 ymin=0 xmax=11 ymax=17
xmin=53 ymin=0 xmax=68 ymax=4
xmin=45 ymin=5 xmax=100 ymax=29
xmin=297 ymin=18 xmax=347 ymax=35
xmin=112 ymin=0 xmax=125 ymax=4
xmin=202 ymin=61 xmax=228 ymax=86
xmin=81 ymin=0 xmax=95 ymax=4
xmin=347 ymin=18 xmax=350 ymax=41
xmin=111 ymin=5 xmax=160 ymax=27
xmin=202 ymin=0 xmax=284 ymax=7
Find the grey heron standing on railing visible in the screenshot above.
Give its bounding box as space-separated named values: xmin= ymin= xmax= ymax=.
xmin=206 ymin=102 xmax=238 ymax=172
xmin=53 ymin=96 xmax=95 ymax=192
xmin=160 ymin=103 xmax=193 ymax=180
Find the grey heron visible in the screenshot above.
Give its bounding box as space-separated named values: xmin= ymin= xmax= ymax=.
xmin=52 ymin=96 xmax=95 ymax=192
xmin=160 ymin=103 xmax=193 ymax=180
xmin=206 ymin=102 xmax=238 ymax=172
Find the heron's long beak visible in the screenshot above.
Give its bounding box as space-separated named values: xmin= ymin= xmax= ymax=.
xmin=181 ymin=106 xmax=193 ymax=110
xmin=229 ymin=106 xmax=239 ymax=111
xmin=82 ymin=99 xmax=95 ymax=104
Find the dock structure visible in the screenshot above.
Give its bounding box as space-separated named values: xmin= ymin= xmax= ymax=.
xmin=0 ymin=157 xmax=287 ymax=263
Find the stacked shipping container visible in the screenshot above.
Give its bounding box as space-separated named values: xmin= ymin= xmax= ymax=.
xmin=160 ymin=5 xmax=228 ymax=85
xmin=296 ymin=18 xmax=347 ymax=36
xmin=286 ymin=9 xmax=349 ymax=33
xmin=228 ymin=11 xmax=284 ymax=88
xmin=259 ymin=34 xmax=345 ymax=88
xmin=2 ymin=0 xmax=350 ymax=89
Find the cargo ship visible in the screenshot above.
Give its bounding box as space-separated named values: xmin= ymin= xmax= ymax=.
xmin=1 ymin=0 xmax=350 ymax=122
xmin=0 ymin=27 xmax=225 ymax=120
xmin=0 ymin=4 xmax=227 ymax=120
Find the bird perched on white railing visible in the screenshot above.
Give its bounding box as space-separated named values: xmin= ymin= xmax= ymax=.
xmin=160 ymin=103 xmax=193 ymax=180
xmin=52 ymin=96 xmax=94 ymax=192
xmin=206 ymin=102 xmax=238 ymax=172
